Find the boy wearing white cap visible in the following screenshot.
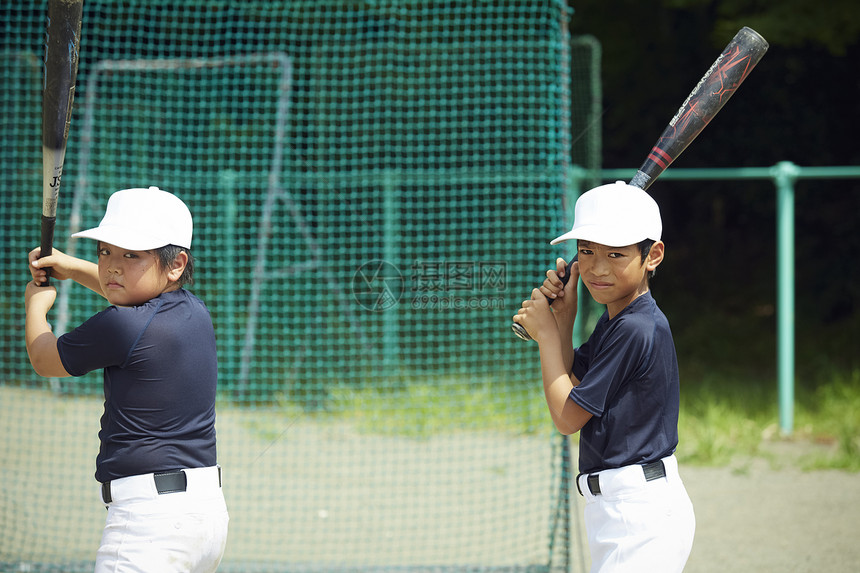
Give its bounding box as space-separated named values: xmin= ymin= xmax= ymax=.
xmin=513 ymin=181 xmax=695 ymax=572
xmin=25 ymin=187 xmax=228 ymax=572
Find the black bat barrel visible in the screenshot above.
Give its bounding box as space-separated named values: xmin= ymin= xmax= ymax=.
xmin=43 ymin=0 xmax=83 ymax=152
xmin=630 ymin=27 xmax=769 ymax=190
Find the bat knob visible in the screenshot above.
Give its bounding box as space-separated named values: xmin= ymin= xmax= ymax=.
xmin=511 ymin=322 xmax=533 ymax=341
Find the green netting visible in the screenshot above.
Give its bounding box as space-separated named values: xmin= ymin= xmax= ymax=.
xmin=1 ymin=1 xmax=600 ymax=571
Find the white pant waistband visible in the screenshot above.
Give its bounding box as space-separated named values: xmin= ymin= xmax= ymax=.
xmin=100 ymin=465 xmax=222 ymax=505
xmin=577 ymin=455 xmax=681 ymax=500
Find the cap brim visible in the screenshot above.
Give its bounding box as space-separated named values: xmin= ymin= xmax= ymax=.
xmin=71 ymin=225 xmax=171 ymax=251
xmin=549 ymin=230 xmax=578 ymax=245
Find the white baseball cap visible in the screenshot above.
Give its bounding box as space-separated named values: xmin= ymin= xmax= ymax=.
xmin=550 ymin=181 xmax=662 ymax=247
xmin=72 ymin=186 xmax=193 ymax=250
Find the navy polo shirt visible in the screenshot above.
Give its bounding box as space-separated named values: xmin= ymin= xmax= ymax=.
xmin=570 ymin=291 xmax=680 ymax=475
xmin=57 ymin=289 xmax=218 ymax=483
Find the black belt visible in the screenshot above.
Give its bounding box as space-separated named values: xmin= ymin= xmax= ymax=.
xmin=101 ymin=470 xmax=187 ymax=504
xmin=578 ymin=460 xmax=666 ymax=496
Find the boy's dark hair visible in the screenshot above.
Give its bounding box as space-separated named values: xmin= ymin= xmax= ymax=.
xmin=155 ymin=245 xmax=194 ymax=288
xmin=96 ymin=242 xmax=194 ymax=288
xmin=638 ymin=239 xmax=656 ymax=280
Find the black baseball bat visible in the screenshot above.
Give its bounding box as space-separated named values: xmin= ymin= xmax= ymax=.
xmin=513 ymin=27 xmax=768 ymax=341
xmin=40 ymin=0 xmax=84 ymax=284
xmin=629 ymin=26 xmax=769 ymax=190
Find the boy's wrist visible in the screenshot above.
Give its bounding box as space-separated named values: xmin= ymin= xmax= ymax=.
xmin=555 ymin=312 xmax=576 ymax=333
xmin=25 ymin=282 xmax=54 ymax=315
xmin=535 ymin=323 xmax=561 ymax=346
xmin=26 ymin=300 xmax=50 ymax=317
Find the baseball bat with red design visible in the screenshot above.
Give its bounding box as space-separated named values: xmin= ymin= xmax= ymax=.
xmin=512 ymin=27 xmax=768 ymax=341
xmin=40 ymin=0 xmax=84 ymax=284
xmin=629 ymin=26 xmax=769 ymax=190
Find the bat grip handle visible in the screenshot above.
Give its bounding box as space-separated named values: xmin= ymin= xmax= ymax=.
xmin=512 ymin=255 xmax=577 ymax=341
xmin=39 ymin=215 xmax=56 ymax=286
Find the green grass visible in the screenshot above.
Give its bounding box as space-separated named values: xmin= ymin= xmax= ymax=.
xmin=252 ymin=369 xmax=859 ymax=472
xmin=677 ymin=373 xmax=776 ymax=467
xmin=676 ymin=368 xmax=860 ymax=472
xmin=321 ymin=376 xmax=550 ymax=438
xmin=794 ymin=369 xmax=860 ymax=471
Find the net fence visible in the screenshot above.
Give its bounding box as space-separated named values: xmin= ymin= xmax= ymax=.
xmin=1 ymin=1 xmax=600 ymax=571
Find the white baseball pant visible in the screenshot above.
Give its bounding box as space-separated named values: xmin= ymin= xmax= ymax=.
xmin=577 ymin=454 xmax=695 ymax=572
xmin=95 ymin=465 xmax=229 ymax=573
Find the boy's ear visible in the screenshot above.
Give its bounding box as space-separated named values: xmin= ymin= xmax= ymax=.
xmin=646 ymin=241 xmax=665 ymax=272
xmin=166 ymin=251 xmax=189 ymax=282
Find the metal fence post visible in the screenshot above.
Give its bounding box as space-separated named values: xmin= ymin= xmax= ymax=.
xmin=772 ymin=161 xmax=800 ymax=434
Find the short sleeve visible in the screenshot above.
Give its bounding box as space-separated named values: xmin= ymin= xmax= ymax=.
xmin=57 ymin=307 xmax=142 ymax=376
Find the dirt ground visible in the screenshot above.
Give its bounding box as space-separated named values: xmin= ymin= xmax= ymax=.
xmin=677 ymin=443 xmax=860 ymax=573
xmin=2 ymin=387 xmax=858 ymax=572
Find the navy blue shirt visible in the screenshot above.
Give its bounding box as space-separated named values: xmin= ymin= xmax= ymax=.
xmin=570 ymin=291 xmax=679 ymax=475
xmin=57 ymin=289 xmax=218 ymax=482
